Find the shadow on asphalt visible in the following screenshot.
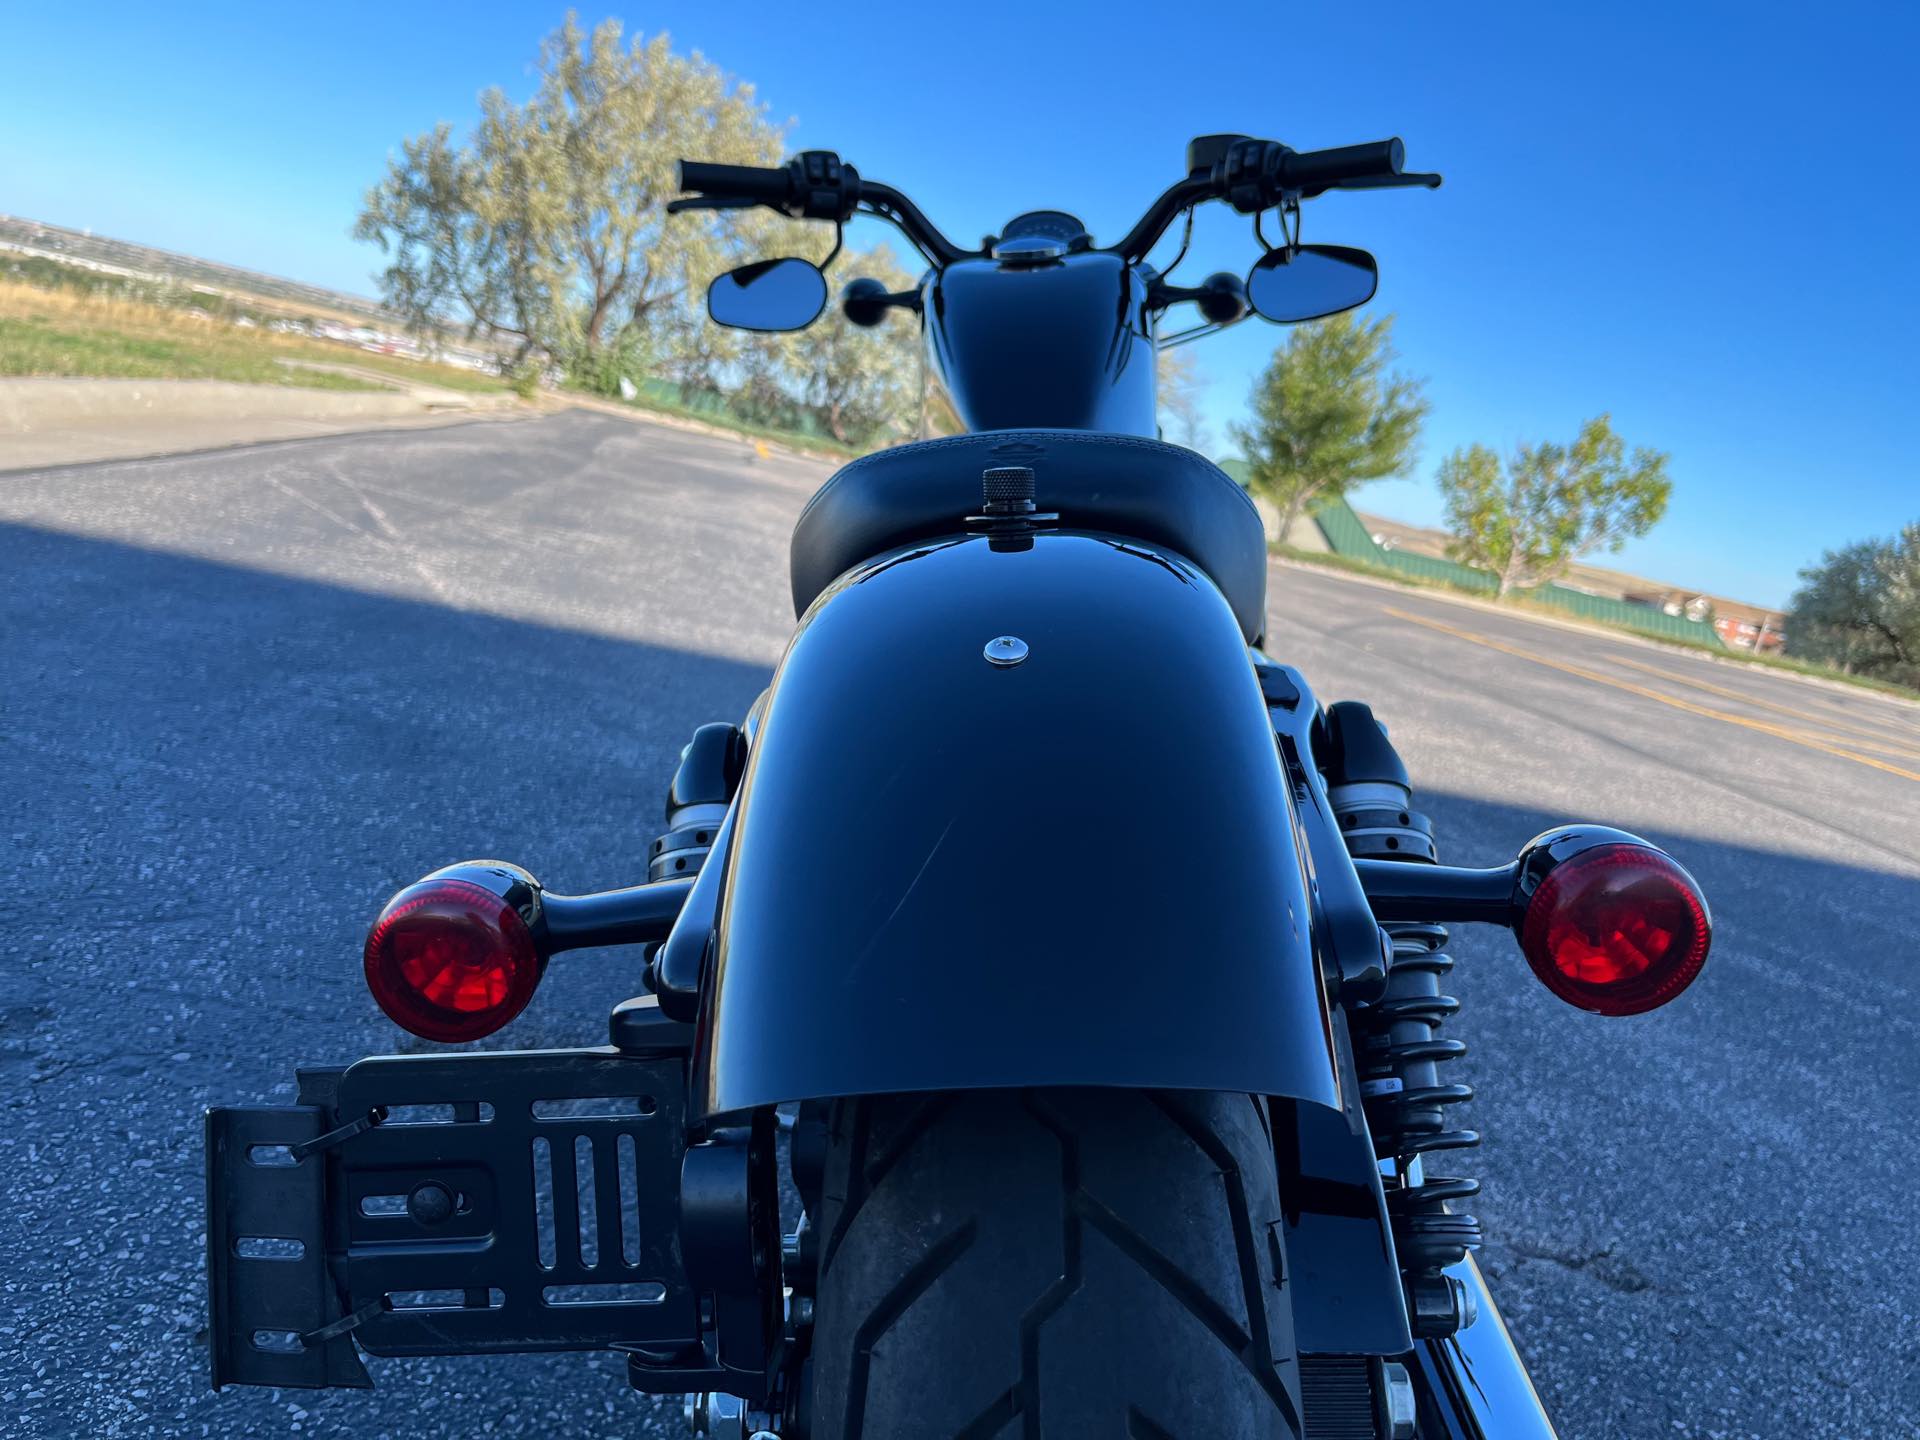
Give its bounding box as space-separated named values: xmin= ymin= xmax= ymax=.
xmin=5 ymin=522 xmax=773 ymax=1438
xmin=6 ymin=520 xmax=1913 ymax=1438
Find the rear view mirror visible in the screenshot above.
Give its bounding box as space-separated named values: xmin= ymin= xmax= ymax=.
xmin=708 ymin=257 xmax=828 ymax=332
xmin=1246 ymin=244 xmax=1378 ymax=323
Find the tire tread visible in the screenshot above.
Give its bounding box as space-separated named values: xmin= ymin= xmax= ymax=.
xmin=807 ymin=1089 xmax=1303 ymax=1440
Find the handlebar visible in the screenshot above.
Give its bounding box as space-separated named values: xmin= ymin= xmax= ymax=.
xmin=671 ymin=152 xmax=975 ymax=266
xmin=1114 ymin=136 xmax=1439 ymax=260
xmin=672 ymin=135 xmax=1438 ymax=270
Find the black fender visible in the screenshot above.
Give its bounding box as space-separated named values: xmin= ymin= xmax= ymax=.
xmin=687 ymin=529 xmax=1343 ymax=1122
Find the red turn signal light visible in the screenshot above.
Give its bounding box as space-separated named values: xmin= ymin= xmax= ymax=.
xmin=364 ymin=876 xmax=544 ymax=1042
xmin=1519 ymin=843 xmax=1711 ymax=1016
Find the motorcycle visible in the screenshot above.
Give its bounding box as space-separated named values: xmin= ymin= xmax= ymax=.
xmin=204 ymin=135 xmax=1712 ymax=1439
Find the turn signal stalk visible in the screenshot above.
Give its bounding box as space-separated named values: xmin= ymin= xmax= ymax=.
xmin=1353 ymin=825 xmax=1712 ymax=1016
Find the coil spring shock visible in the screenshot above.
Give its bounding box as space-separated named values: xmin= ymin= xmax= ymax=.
xmin=1321 ymin=701 xmax=1482 ymax=1337
xmin=1358 ymin=921 xmax=1484 ymax=1334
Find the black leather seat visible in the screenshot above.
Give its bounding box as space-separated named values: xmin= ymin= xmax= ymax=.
xmin=789 ymin=430 xmax=1269 ymax=643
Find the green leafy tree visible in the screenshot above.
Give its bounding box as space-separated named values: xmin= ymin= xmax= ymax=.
xmin=1156 ymin=346 xmax=1209 ymax=452
xmin=1438 ymin=415 xmax=1672 ymax=595
xmin=650 ymin=287 xmax=745 ymax=399
xmin=788 ymin=243 xmax=923 ymax=445
xmin=354 ymin=14 xmax=782 ymax=378
xmin=1787 ymin=525 xmax=1920 ymax=684
xmin=1229 ymin=313 xmax=1428 ymax=541
xmin=652 ymin=241 xmax=924 ymax=445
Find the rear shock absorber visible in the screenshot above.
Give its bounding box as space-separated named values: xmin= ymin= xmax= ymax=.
xmin=648 ymin=723 xmax=748 ymax=885
xmin=1321 ymin=701 xmax=1483 ymax=1338
xmin=640 ymin=723 xmax=747 ymax=991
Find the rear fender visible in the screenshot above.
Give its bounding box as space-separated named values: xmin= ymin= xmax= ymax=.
xmin=688 ymin=530 xmax=1342 ymax=1121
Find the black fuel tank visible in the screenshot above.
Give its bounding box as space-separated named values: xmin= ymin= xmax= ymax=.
xmin=691 ymin=530 xmax=1342 ymax=1119
xmin=925 ymin=252 xmax=1158 ymax=434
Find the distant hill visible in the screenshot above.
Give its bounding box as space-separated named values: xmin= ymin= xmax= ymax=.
xmin=0 ymin=214 xmax=392 ymax=326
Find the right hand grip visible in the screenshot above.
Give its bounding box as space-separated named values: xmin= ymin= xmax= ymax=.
xmin=1277 ymin=139 xmax=1406 ymax=190
xmin=674 ymin=160 xmax=793 ymax=205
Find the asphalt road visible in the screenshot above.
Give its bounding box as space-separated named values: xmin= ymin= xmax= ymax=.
xmin=4 ymin=410 xmax=1916 ymax=1439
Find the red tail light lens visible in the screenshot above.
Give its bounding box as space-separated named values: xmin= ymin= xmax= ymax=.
xmin=1520 ymin=844 xmax=1711 ymax=1015
xmin=364 ymin=878 xmax=543 ymax=1042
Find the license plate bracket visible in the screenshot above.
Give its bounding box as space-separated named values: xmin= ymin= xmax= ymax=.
xmin=206 ymin=1045 xmax=699 ymax=1389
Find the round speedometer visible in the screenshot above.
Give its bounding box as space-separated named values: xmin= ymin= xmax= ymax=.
xmin=993 ymin=210 xmax=1090 ymax=265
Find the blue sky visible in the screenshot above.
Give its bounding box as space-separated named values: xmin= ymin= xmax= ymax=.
xmin=4 ymin=1 xmax=1914 ymax=606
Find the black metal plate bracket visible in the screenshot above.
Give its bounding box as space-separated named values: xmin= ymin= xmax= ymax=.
xmin=206 ymin=1104 xmax=373 ymax=1390
xmin=207 ymin=1042 xmax=718 ymax=1390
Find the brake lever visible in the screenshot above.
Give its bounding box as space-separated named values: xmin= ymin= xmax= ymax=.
xmin=665 ymin=194 xmax=754 ymax=214
xmin=1326 ymin=171 xmax=1444 ymax=192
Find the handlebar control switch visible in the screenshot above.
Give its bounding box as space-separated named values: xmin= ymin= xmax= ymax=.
xmin=792 ymin=150 xmax=859 ymax=223
xmin=1185 ymin=133 xmax=1251 ymax=175
xmin=1222 ymin=139 xmax=1288 ymax=213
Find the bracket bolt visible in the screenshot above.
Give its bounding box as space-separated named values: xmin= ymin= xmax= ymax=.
xmin=406 ymin=1182 xmax=455 ymax=1226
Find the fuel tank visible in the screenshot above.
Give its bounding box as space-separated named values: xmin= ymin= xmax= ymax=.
xmin=925 ymin=252 xmax=1158 ymax=434
xmin=691 ymin=529 xmax=1342 ymax=1119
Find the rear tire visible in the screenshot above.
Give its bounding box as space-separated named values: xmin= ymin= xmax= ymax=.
xmin=804 ymin=1088 xmax=1304 ymax=1440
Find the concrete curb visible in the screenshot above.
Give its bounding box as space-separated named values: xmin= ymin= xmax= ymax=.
xmin=554 ymin=394 xmax=844 ymax=468
xmin=0 ymin=410 xmax=531 ymax=476
xmin=0 ymin=377 xmax=539 ymax=474
xmin=0 ymin=377 xmax=429 ymax=429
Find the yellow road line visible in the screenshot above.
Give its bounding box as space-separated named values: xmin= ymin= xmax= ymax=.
xmin=1603 ymin=653 xmax=1920 ymax=759
xmin=1382 ymin=606 xmax=1920 ymax=785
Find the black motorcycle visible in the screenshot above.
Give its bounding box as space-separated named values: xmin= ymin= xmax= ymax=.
xmin=204 ymin=135 xmax=1712 ymax=1439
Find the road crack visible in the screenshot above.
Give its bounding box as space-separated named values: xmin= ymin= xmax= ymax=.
xmin=1505 ymin=1239 xmax=1655 ymax=1294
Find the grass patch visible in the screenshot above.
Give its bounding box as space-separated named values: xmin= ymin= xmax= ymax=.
xmin=0 ymin=272 xmax=512 ymax=395
xmin=1274 ymin=542 xmax=1486 ymax=598
xmin=0 ymin=311 xmax=385 ymax=389
xmin=333 ymin=349 xmax=515 ymax=394
xmin=1273 ymin=542 xmax=1918 ymax=701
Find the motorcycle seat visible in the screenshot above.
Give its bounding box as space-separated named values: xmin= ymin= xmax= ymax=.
xmin=789 ymin=430 xmax=1269 ymax=643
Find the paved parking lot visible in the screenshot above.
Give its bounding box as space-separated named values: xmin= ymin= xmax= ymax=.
xmin=4 ymin=410 xmax=1916 ymax=1437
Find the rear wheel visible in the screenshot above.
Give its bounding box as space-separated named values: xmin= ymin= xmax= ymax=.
xmin=803 ymin=1088 xmax=1304 ymax=1440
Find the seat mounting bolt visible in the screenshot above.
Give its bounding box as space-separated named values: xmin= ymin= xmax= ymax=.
xmin=981 ymin=465 xmax=1036 ymax=516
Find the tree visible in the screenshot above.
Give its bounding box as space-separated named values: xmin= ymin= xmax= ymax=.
xmin=1438 ymin=415 xmax=1671 ymax=596
xmin=652 ymin=242 xmax=925 ymax=445
xmin=1787 ymin=525 xmax=1920 ymax=684
xmin=1156 ymin=346 xmax=1209 ymax=452
xmin=354 ymin=14 xmax=782 ymax=377
xmin=1228 ymin=313 xmax=1428 ymax=541
xmin=789 ymin=244 xmax=923 ymax=445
